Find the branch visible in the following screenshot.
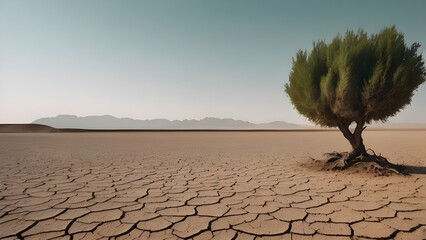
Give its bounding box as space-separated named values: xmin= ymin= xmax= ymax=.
xmin=354 ymin=121 xmax=366 ymax=136
xmin=337 ymin=121 xmax=354 ymax=143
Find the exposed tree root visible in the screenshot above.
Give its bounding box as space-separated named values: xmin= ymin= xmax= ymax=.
xmin=322 ymin=149 xmax=406 ymax=176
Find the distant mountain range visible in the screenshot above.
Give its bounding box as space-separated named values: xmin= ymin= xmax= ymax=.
xmin=30 ymin=115 xmax=426 ymax=130
xmin=33 ymin=115 xmax=309 ymax=129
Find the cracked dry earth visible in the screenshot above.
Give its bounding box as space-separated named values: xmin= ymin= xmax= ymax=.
xmin=0 ymin=131 xmax=425 ymax=240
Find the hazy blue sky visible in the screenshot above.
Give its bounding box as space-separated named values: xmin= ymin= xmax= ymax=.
xmin=1 ymin=0 xmax=426 ymax=124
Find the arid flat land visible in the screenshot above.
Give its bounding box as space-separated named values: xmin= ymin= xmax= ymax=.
xmin=0 ymin=131 xmax=425 ymax=240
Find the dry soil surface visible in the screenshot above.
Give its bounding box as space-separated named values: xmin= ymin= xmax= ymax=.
xmin=0 ymin=131 xmax=425 ymax=240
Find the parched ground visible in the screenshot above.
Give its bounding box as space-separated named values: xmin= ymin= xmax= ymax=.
xmin=0 ymin=131 xmax=425 ymax=240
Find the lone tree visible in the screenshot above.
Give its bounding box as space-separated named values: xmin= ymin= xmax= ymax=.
xmin=285 ymin=26 xmax=425 ymax=170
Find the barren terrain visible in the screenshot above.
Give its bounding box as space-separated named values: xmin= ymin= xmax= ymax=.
xmin=0 ymin=131 xmax=425 ymax=239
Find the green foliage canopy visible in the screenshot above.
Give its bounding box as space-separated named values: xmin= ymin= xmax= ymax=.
xmin=285 ymin=26 xmax=426 ymax=128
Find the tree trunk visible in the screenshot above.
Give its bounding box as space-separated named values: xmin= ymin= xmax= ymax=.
xmin=349 ymin=131 xmax=366 ymax=158
xmin=327 ymin=120 xmax=402 ymax=174
xmin=337 ymin=120 xmax=367 ymax=162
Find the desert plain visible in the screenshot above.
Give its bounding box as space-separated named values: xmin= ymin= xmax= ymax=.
xmin=0 ymin=131 xmax=425 ymax=240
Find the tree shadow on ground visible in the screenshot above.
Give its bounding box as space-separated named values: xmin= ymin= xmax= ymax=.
xmin=397 ymin=165 xmax=426 ymax=175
